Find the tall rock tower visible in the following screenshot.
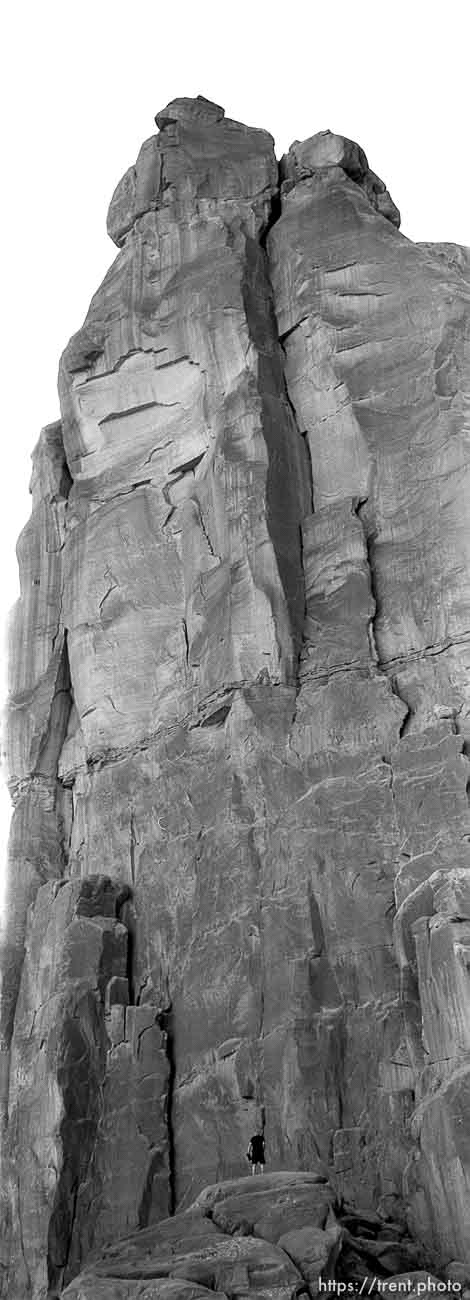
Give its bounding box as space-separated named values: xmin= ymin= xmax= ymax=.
xmin=2 ymin=96 xmax=470 ymax=1297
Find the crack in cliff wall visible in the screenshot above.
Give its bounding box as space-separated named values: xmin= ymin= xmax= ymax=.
xmin=116 ymin=892 xmax=175 ymax=1223
xmin=119 ymin=897 xmax=137 ymax=1006
xmin=257 ymin=178 xmax=315 ymax=696
xmin=156 ymin=1008 xmax=176 ymax=1216
xmin=35 ymin=633 xmax=74 ymax=784
xmin=240 ymin=232 xmax=307 ymax=674
xmin=354 ymin=499 xmax=413 ymax=740
xmin=15 ymin=1175 xmax=31 ymax=1298
xmin=248 ymin=813 xmax=267 ymax=1120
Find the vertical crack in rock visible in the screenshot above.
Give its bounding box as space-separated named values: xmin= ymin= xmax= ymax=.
xmin=281 ymin=377 xmax=314 ymax=693
xmin=259 ymin=173 xmax=314 ymax=695
xmin=182 ymin=618 xmax=190 ymax=667
xmin=156 ymin=1008 xmax=176 ymax=1215
xmin=353 ymin=499 xmax=380 ymax=667
xmin=259 ymin=171 xmax=282 ymax=249
xmin=241 ymin=232 xmax=307 ymax=671
xmin=35 ymin=631 xmax=74 ymax=784
xmin=261 ymin=172 xmax=314 ymax=518
xmin=354 ymin=499 xmax=413 ymax=740
xmin=397 ymin=691 xmax=413 ymax=741
xmin=16 ymin=1175 xmax=31 ymax=1298
xmin=194 ymin=499 xmax=217 ymax=560
xmin=58 ymin=1179 xmax=79 ymax=1295
xmin=129 ymin=811 xmax=137 ymax=886
xmin=57 ymin=457 xmax=73 ymax=503
xmin=286 ymin=381 xmax=315 ymax=514
xmin=252 ymin=820 xmax=266 ymax=1112
xmin=118 ymin=895 xmax=136 ymax=1006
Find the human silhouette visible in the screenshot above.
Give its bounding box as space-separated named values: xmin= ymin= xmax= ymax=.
xmin=247 ymin=1132 xmax=265 ymax=1175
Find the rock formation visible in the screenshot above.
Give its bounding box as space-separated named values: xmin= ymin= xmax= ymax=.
xmin=58 ymin=1171 xmax=430 ymax=1299
xmin=1 ymin=95 xmax=470 ymax=1297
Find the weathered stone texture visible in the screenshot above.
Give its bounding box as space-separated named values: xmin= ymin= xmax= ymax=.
xmin=61 ymin=1173 xmax=427 ymax=1299
xmin=1 ymin=875 xmax=169 ymax=1297
xmin=1 ymin=98 xmax=470 ymax=1294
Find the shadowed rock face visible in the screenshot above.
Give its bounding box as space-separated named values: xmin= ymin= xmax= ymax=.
xmin=1 ymin=95 xmax=470 ymax=1294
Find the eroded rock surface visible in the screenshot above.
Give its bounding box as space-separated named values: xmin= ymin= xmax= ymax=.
xmin=1 ymin=875 xmax=169 ymax=1297
xmin=61 ymin=1173 xmax=428 ymax=1300
xmin=1 ymin=96 xmax=470 ymax=1294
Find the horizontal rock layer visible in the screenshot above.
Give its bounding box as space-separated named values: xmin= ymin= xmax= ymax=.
xmin=1 ymin=95 xmax=470 ymax=1295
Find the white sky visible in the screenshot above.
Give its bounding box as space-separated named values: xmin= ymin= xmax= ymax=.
xmin=0 ymin=0 xmax=469 ymax=911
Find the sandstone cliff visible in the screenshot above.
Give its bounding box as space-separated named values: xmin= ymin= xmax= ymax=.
xmin=1 ymin=96 xmax=470 ymax=1297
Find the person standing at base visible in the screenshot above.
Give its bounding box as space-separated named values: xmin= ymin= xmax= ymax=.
xmin=247 ymin=1132 xmax=265 ymax=1175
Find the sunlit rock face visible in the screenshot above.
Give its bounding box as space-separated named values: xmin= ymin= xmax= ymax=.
xmin=1 ymin=96 xmax=470 ymax=1295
